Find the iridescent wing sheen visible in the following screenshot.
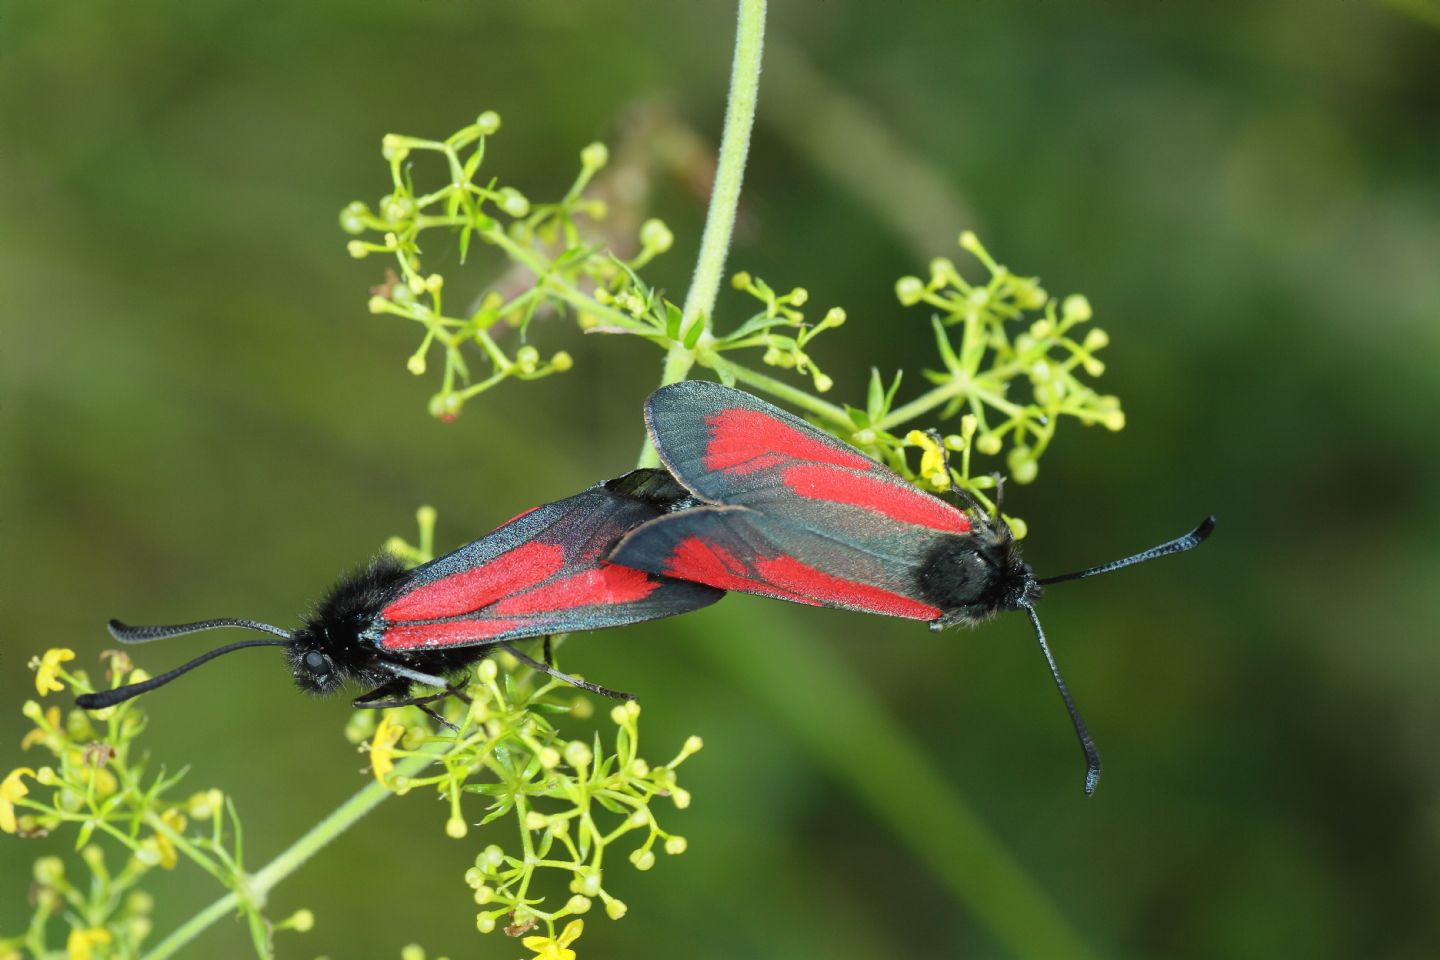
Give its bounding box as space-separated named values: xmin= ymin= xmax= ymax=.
xmin=373 ymin=470 xmax=723 ymax=652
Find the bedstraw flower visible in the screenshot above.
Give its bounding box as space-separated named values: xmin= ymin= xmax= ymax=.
xmin=1 ymin=768 xmax=36 ymax=834
xmin=34 ymin=648 xmax=75 ymax=696
xmin=370 ymin=715 xmax=406 ymax=785
xmin=523 ymin=919 xmax=584 ymax=960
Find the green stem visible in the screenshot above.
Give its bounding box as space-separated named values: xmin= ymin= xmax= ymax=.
xmin=140 ymin=750 xmax=441 ymax=960
xmin=640 ymin=0 xmax=767 ymax=467
xmin=710 ymin=357 xmax=852 ymax=428
xmin=872 ymin=377 xmax=969 ymax=432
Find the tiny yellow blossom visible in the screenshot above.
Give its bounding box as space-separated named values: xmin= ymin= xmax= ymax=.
xmin=522 ymin=919 xmax=583 ymax=960
xmin=21 ymin=705 xmax=62 ymax=750
xmin=905 ymin=431 xmax=949 ymax=486
xmin=1 ymin=768 xmax=35 ymax=834
xmin=370 ymin=715 xmax=406 ymax=785
xmin=66 ymin=927 xmax=112 ymax=960
xmin=35 ymin=648 xmax=75 ymax=696
xmin=153 ymin=808 xmax=187 ymax=869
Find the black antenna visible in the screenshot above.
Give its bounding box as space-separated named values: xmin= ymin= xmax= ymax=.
xmin=76 ymin=638 xmax=290 ymax=709
xmin=1038 ymin=516 xmax=1215 ymax=587
xmin=107 ymin=618 xmax=293 ymax=643
xmin=1023 ymin=604 xmax=1102 ymax=796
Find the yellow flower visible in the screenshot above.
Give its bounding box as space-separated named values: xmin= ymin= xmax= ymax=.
xmin=35 ymin=648 xmax=76 ymax=697
xmin=66 ymin=926 xmax=112 ymax=960
xmin=905 ymin=430 xmax=950 ymax=488
xmin=152 ymin=808 xmax=188 ymax=869
xmin=370 ymin=715 xmax=406 ymax=785
xmin=21 ymin=705 xmax=62 ymax=750
xmin=1 ymin=768 xmax=35 ymax=834
xmin=523 ymin=919 xmax=583 ymax=960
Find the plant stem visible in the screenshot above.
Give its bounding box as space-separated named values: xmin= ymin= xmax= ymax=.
xmin=641 ymin=0 xmax=767 ymax=467
xmin=710 ymin=358 xmax=852 ymax=428
xmin=140 ymin=750 xmax=441 ymax=960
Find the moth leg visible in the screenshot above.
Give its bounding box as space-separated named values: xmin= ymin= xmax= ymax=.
xmin=925 ymin=428 xmax=987 ymax=520
xmin=499 ymin=641 xmax=636 ymax=701
xmin=543 ymin=635 xmax=555 ymax=669
xmin=353 ymin=682 xmax=465 ymax=733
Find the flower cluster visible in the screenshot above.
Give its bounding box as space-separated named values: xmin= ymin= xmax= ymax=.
xmin=885 ymin=231 xmax=1122 ymax=494
xmin=686 ymin=232 xmax=1123 ymax=531
xmin=3 ymin=652 xmax=305 ymax=959
xmin=341 ymin=113 xmax=678 ymax=420
xmin=354 ymin=663 xmax=700 ymax=945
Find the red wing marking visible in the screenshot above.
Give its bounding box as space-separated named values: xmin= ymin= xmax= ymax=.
xmin=751 ymin=555 xmax=940 ymax=620
xmin=663 ymin=535 xmax=940 ymax=620
xmin=703 ymin=409 xmax=875 ymax=475
xmin=491 ymin=564 xmax=659 ymax=616
xmin=781 ymin=464 xmax=971 ymax=534
xmin=382 ymin=541 xmax=566 ymax=621
xmin=663 ymin=536 xmax=817 ymax=604
xmin=383 ymin=618 xmax=526 ymax=651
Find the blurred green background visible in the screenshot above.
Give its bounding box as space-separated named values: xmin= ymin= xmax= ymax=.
xmin=4 ymin=1 xmax=1439 ymax=957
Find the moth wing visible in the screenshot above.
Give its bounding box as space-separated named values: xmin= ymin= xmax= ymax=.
xmin=376 ymin=470 xmax=722 ymax=651
xmin=610 ymin=505 xmax=944 ymax=621
xmin=645 ymin=381 xmax=971 ymax=536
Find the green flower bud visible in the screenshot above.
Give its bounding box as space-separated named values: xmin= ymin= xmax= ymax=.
xmin=895 ymin=276 xmax=925 ymax=306
xmin=476 ymin=111 xmax=501 ymax=135
xmin=381 ymin=134 xmax=410 ymax=163
xmin=605 ymin=898 xmax=628 ymax=920
xmin=640 ymin=218 xmax=674 ymax=253
xmin=564 ymin=740 xmax=593 ymax=768
xmin=664 ymin=835 xmax=688 ymax=855
xmin=446 ymin=817 xmax=468 ymax=839
xmin=1007 ymin=448 xmax=1039 ymax=484
xmin=580 ymin=142 xmax=609 ymax=170
xmin=381 ymin=194 xmax=415 ymax=222
xmin=1062 ymin=294 xmax=1093 ymax=322
xmin=629 ymin=848 xmax=655 ymax=871
xmin=33 ymin=856 xmax=64 ymax=885
xmin=498 ymin=187 xmax=530 ymax=217
xmin=566 ymin=895 xmax=592 ymax=914
xmin=476 ymin=913 xmax=496 ymax=934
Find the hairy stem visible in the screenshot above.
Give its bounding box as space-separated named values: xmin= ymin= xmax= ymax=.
xmin=140 ymin=750 xmax=440 ymax=960
xmin=640 ymin=0 xmax=767 ymax=467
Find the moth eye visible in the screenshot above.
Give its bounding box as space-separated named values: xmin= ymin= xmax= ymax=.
xmin=304 ymin=650 xmax=329 ymax=674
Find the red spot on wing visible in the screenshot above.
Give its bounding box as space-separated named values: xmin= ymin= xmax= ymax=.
xmin=752 ymin=555 xmax=940 ymax=620
xmin=382 ymin=618 xmax=525 ymax=650
xmin=491 ymin=564 xmax=659 ymax=616
xmin=382 ymin=541 xmax=566 ymax=621
xmin=781 ymin=464 xmax=971 ymax=534
xmin=703 ymin=409 xmax=875 ymax=476
xmin=663 ymin=536 xmax=940 ymax=620
xmin=663 ymin=536 xmax=816 ymax=604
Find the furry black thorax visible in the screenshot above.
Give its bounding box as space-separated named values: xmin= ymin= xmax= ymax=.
xmin=286 ymin=557 xmax=479 ymax=695
xmin=916 ymin=526 xmax=1041 ymax=629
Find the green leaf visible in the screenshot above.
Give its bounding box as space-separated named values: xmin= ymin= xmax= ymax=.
xmin=665 ymin=302 xmax=683 ymax=340
xmin=932 ymin=316 xmax=962 ymax=372
xmin=683 ymin=311 xmax=706 ymax=349
xmin=866 ymin=368 xmax=884 ymax=419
